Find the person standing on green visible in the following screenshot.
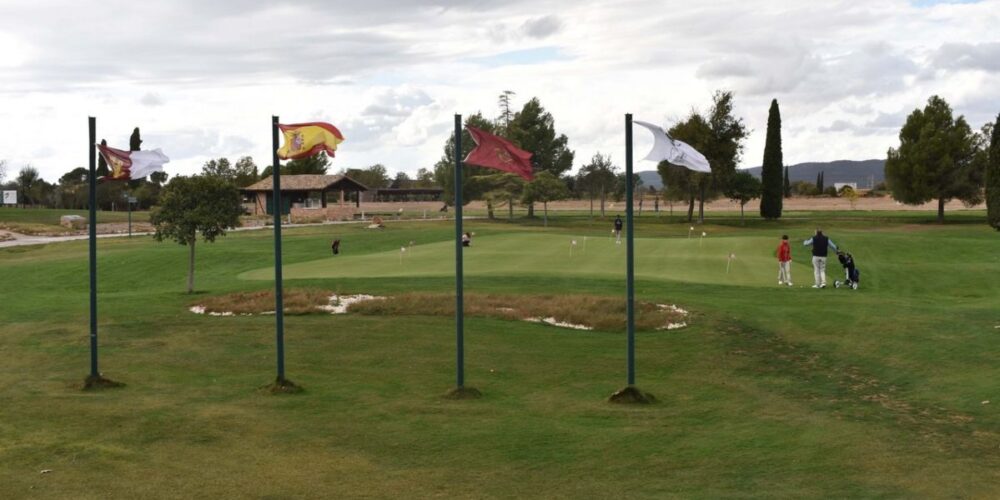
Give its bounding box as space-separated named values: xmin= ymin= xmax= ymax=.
xmin=803 ymin=229 xmax=837 ymax=288
xmin=776 ymin=234 xmax=792 ymax=286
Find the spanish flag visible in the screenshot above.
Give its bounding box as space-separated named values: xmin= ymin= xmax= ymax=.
xmin=276 ymin=122 xmax=345 ymax=160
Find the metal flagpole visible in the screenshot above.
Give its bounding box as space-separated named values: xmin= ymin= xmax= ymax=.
xmin=88 ymin=116 xmax=99 ymax=379
xmin=454 ymin=114 xmax=465 ymax=389
xmin=272 ymin=115 xmax=287 ymax=384
xmin=625 ymin=113 xmax=636 ymax=386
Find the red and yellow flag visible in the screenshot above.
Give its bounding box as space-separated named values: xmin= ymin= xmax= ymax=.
xmin=276 ymin=122 xmax=344 ymax=160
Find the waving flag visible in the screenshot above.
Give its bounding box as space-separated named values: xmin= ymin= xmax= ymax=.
xmin=633 ymin=120 xmax=711 ymax=173
xmin=463 ymin=126 xmax=533 ymax=180
xmin=276 ymin=122 xmax=344 ymax=160
xmin=97 ymin=144 xmax=170 ymax=181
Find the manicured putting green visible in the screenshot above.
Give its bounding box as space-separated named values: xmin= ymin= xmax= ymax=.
xmin=240 ymin=232 xmax=812 ymax=287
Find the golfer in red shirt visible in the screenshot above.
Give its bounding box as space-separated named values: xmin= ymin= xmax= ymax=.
xmin=777 ymin=234 xmax=792 ymax=286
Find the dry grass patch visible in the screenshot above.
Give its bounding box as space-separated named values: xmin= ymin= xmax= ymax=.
xmin=349 ymin=292 xmax=689 ymax=332
xmin=194 ymin=288 xmax=332 ymax=315
xmin=190 ymin=290 xmax=690 ymax=332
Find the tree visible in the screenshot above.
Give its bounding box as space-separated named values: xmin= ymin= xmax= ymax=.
xmin=262 ymin=152 xmax=331 ymax=178
xmin=469 ymin=173 xmax=524 ymax=220
xmin=57 ymin=167 xmax=89 ymax=209
xmin=759 ymin=99 xmax=783 ymax=219
xmin=577 ymin=152 xmax=618 ymax=218
xmin=508 ymin=98 xmax=574 ymax=217
xmin=201 ymin=158 xmax=234 ymax=180
xmin=885 ymin=96 xmax=984 ymax=223
xmin=497 ymin=90 xmax=516 ymax=133
xmin=414 ymin=168 xmax=435 ymax=187
xmin=521 ymin=171 xmax=569 ymax=227
xmin=149 ymin=171 xmax=169 ymax=186
xmin=232 ymin=156 xmax=259 ymax=187
xmin=783 ymin=166 xmax=791 ymax=198
xmin=987 ymin=113 xmax=1000 ymax=230
xmin=96 ymin=139 xmax=109 ymax=178
xmin=663 ymin=91 xmax=749 ymax=223
xmin=150 ymin=176 xmax=242 ymax=293
xmin=840 ymin=185 xmax=860 ymax=209
xmin=726 ymin=171 xmax=761 ymax=224
xmin=16 ymin=166 xmax=42 ymax=206
xmin=816 ymin=171 xmax=824 ymax=193
xmin=344 ymin=164 xmax=390 ymax=191
xmin=129 ymin=127 xmax=142 ymax=151
xmin=390 ymin=171 xmax=412 ymax=189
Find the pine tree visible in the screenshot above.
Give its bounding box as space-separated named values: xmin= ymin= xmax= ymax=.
xmin=783 ymin=166 xmax=791 ymax=198
xmin=987 ymin=113 xmax=1000 ymax=230
xmin=759 ymin=99 xmax=783 ymax=218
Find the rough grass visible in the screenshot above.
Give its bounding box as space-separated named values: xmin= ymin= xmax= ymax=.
xmin=350 ymin=292 xmax=689 ymax=331
xmin=193 ymin=289 xmax=689 ymax=331
xmin=193 ymin=288 xmax=332 ymax=315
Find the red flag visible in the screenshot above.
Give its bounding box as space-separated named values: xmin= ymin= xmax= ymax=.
xmin=463 ymin=126 xmax=533 ymax=180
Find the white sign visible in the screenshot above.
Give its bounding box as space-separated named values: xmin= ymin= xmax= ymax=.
xmin=2 ymin=191 xmax=16 ymax=205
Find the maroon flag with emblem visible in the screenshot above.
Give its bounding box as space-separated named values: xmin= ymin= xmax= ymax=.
xmin=463 ymin=126 xmax=533 ymax=180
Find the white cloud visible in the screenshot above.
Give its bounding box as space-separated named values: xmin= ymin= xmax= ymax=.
xmin=1 ymin=0 xmax=998 ymax=181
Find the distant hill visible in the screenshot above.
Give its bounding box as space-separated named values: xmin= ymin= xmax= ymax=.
xmin=744 ymin=159 xmax=885 ymax=188
xmin=636 ymin=159 xmax=885 ymax=190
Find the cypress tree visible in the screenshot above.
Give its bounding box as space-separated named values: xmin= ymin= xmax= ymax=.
xmin=817 ymin=171 xmax=825 ymax=192
xmin=129 ymin=127 xmax=142 ymax=151
xmin=759 ymin=99 xmax=783 ymax=218
xmin=987 ymin=113 xmax=1000 ymax=230
xmin=783 ymin=165 xmax=791 ymax=198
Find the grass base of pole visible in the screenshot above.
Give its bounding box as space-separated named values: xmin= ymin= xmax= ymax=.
xmin=81 ymin=374 xmax=124 ymax=391
xmin=264 ymin=377 xmax=303 ymax=394
xmin=444 ymin=386 xmax=482 ymax=400
xmin=608 ymin=385 xmax=656 ymax=404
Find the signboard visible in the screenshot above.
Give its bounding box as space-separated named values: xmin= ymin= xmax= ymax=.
xmin=127 ymin=197 xmax=137 ymax=204
xmin=2 ymin=190 xmax=16 ymax=205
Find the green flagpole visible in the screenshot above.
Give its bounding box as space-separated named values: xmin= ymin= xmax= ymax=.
xmin=270 ymin=115 xmax=298 ymax=392
xmin=609 ymin=113 xmax=651 ymax=403
xmin=454 ymin=114 xmax=465 ymax=388
xmin=88 ymin=116 xmax=99 ymax=379
xmin=83 ymin=117 xmax=120 ymax=390
xmin=625 ymin=113 xmax=636 ymax=386
xmin=448 ymin=114 xmax=479 ymax=399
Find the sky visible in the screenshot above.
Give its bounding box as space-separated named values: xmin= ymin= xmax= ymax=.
xmin=1 ymin=0 xmax=998 ymax=183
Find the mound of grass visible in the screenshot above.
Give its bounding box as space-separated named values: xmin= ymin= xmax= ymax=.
xmin=194 ymin=288 xmax=332 ymax=315
xmin=192 ymin=289 xmax=690 ymax=331
xmin=350 ymin=292 xmax=689 ymax=331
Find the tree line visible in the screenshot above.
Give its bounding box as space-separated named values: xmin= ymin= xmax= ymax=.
xmin=3 ymin=95 xmax=998 ymax=229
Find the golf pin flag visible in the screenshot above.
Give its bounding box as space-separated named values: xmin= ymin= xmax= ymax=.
xmin=97 ymin=144 xmax=170 ymax=181
xmin=463 ymin=126 xmax=534 ymax=180
xmin=633 ymin=120 xmax=711 ymax=173
xmin=276 ymin=122 xmax=345 ymax=160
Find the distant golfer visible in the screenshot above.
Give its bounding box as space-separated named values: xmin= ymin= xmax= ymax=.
xmin=461 ymin=232 xmax=471 ymax=247
xmin=803 ymin=229 xmax=837 ymax=288
xmin=331 ymin=239 xmax=341 ymax=255
xmin=614 ymin=215 xmax=623 ymax=245
xmin=776 ymin=234 xmax=792 ymax=286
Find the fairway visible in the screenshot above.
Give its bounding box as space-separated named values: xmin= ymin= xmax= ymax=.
xmin=1 ymin=214 xmax=999 ymax=498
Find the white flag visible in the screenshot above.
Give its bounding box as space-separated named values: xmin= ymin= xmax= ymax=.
xmin=633 ymin=120 xmax=711 ymax=173
xmin=129 ymin=149 xmax=170 ymax=179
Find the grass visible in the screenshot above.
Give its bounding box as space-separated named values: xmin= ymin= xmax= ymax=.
xmin=0 ymin=207 xmax=149 ymax=235
xmin=0 ymin=208 xmax=998 ymax=497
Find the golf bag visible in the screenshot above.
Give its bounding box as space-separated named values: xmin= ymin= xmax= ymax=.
xmin=834 ymin=252 xmax=859 ymax=290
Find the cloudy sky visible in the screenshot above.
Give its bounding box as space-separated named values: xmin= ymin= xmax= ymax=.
xmin=1 ymin=0 xmax=998 ymax=182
